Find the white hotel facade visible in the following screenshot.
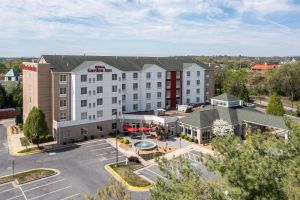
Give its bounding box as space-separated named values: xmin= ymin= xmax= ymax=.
xmin=22 ymin=55 xmax=214 ymax=143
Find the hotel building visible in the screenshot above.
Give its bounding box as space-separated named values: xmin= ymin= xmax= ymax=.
xmin=22 ymin=55 xmax=214 ymax=143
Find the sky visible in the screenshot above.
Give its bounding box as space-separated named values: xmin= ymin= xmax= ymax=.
xmin=0 ymin=0 xmax=300 ymax=57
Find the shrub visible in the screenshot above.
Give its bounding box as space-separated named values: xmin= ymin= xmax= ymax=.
xmin=180 ymin=134 xmax=184 ymax=139
xmin=124 ymin=139 xmax=130 ymax=144
xmin=128 ymin=156 xmax=140 ymax=163
xmin=20 ymin=137 xmax=30 ymax=147
xmin=119 ymin=138 xmax=124 ymax=143
xmin=183 ymin=135 xmax=188 ymax=140
xmin=188 ymin=137 xmax=194 ymax=142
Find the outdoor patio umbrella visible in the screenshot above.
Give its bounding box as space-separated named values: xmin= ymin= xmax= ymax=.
xmin=139 ymin=127 xmax=150 ymax=132
xmin=127 ymin=127 xmax=139 ymax=133
xmin=122 ymin=125 xmax=132 ymax=130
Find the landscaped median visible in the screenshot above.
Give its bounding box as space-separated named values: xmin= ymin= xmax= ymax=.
xmin=106 ymin=161 xmax=153 ymax=191
xmin=0 ymin=168 xmax=59 ymax=185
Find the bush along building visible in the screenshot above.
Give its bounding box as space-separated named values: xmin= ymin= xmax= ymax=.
xmin=178 ymin=93 xmax=289 ymax=144
xmin=22 ymin=55 xmax=214 ymax=143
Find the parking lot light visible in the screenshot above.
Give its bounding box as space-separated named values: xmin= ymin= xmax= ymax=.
xmin=115 ymin=112 xmax=118 ymax=167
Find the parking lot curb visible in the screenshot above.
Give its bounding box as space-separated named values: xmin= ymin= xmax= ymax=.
xmin=105 ymin=164 xmax=153 ymax=191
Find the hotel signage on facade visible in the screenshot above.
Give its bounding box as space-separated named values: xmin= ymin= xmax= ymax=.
xmin=87 ymin=65 xmax=112 ymax=72
xmin=22 ymin=65 xmax=37 ymax=72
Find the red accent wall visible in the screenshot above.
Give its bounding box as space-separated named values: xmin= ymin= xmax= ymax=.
xmin=166 ymin=71 xmax=182 ymax=108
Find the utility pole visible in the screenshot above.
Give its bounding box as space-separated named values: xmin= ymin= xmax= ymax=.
xmin=12 ymin=160 xmax=15 ymax=180
xmin=115 ymin=112 xmax=118 ymax=167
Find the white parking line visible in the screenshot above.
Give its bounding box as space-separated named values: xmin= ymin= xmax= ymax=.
xmin=60 ymin=193 xmax=81 ymax=200
xmin=85 ymin=143 xmax=108 ymax=148
xmin=99 ymin=156 xmax=126 ymax=162
xmin=144 ymin=169 xmax=167 ymax=180
xmin=90 ymin=146 xmax=114 ymax=152
xmin=21 ymin=174 xmax=59 ymax=186
xmin=28 ymin=186 xmax=72 ymax=200
xmin=0 ymin=187 xmax=17 ymax=194
xmin=6 ymin=194 xmax=24 ymax=200
xmin=18 ymin=185 xmax=28 ymax=200
xmin=23 ymin=179 xmax=65 ymax=192
xmin=78 ymin=139 xmax=106 ymax=145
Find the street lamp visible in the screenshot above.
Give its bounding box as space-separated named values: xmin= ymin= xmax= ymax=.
xmin=115 ymin=112 xmax=118 ymax=167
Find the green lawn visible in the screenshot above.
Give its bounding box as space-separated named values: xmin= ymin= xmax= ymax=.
xmin=0 ymin=169 xmax=57 ymax=185
xmin=110 ymin=162 xmax=151 ymax=187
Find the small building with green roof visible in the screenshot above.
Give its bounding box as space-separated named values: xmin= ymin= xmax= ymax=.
xmin=178 ymin=93 xmax=289 ymax=144
xmin=5 ymin=69 xmax=19 ymax=82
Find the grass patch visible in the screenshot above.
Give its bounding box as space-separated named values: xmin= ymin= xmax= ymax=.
xmin=110 ymin=162 xmax=151 ymax=187
xmin=20 ymin=137 xmax=30 ymax=147
xmin=0 ymin=169 xmax=57 ymax=185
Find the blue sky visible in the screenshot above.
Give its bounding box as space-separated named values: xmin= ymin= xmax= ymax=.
xmin=1 ymin=0 xmax=300 ymax=57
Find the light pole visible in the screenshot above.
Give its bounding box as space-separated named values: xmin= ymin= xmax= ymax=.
xmin=115 ymin=112 xmax=118 ymax=167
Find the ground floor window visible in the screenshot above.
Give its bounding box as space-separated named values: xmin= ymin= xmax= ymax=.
xmin=112 ymin=123 xmax=117 ymax=130
xmin=81 ymin=128 xmax=88 ymax=136
xmin=60 ymin=112 xmax=67 ymax=121
xmin=97 ymin=125 xmax=103 ymax=132
xmin=202 ymin=130 xmax=210 ymax=142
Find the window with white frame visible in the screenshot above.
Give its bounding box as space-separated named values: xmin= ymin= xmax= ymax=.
xmin=112 ymin=123 xmax=117 ymax=129
xmin=146 ymin=72 xmax=151 ymax=79
xmin=97 ymin=86 xmax=103 ymax=94
xmin=157 ymin=82 xmax=162 ymax=89
xmin=187 ymin=80 xmax=190 ymax=86
xmin=166 ymin=81 xmax=171 ymax=88
xmin=60 ymin=112 xmax=67 ymax=121
xmin=112 ymin=97 xmax=117 ymax=104
xmin=122 ymin=84 xmax=126 ymax=90
xmin=133 ymin=72 xmax=138 ymax=79
xmin=81 ymin=100 xmax=87 ymax=107
xmin=166 ymin=71 xmax=171 ymax=79
xmin=59 ymin=100 xmax=67 ymax=108
xmin=157 ymin=72 xmax=162 ymax=79
xmin=186 ymin=71 xmax=190 ymax=77
xmin=186 ymin=98 xmax=190 ymax=104
xmin=81 ymin=75 xmax=87 ymax=82
xmin=112 ymin=74 xmax=117 ymax=80
xmin=112 ymin=109 xmax=117 ymax=115
xmin=197 ymin=80 xmax=200 ymax=86
xmin=60 ymin=74 xmax=67 ymax=83
xmin=112 ymin=85 xmax=117 ymax=92
xmin=81 ymin=112 xmax=87 ymax=120
xmin=146 ymin=82 xmax=151 ymax=89
xmin=146 ymin=103 xmax=151 ymax=110
xmin=186 ymin=89 xmax=190 ymax=95
xmin=81 ymin=128 xmax=88 ymax=135
xmin=59 ymin=87 xmax=67 ymax=96
xmin=133 ymin=93 xmax=138 ymax=100
xmin=81 ymin=87 xmax=87 ymax=94
xmin=157 ymin=102 xmax=161 ymax=108
xmin=133 ymin=83 xmax=138 ymax=90
xmin=122 ymin=105 xmax=126 ymax=112
xmin=97 ymin=98 xmax=103 ymax=105
xmin=133 ymin=104 xmax=138 ymax=110
xmin=97 ymin=125 xmax=103 ymax=132
xmin=97 ymin=74 xmax=103 ymax=81
xmin=122 ymin=73 xmax=126 ymax=79
xmin=122 ymin=95 xmax=126 ymax=101
xmin=197 ymin=71 xmax=200 ymax=77
xmin=157 ymin=92 xmax=161 ymax=98
xmin=197 ymin=88 xmax=200 ymax=94
xmin=196 ymin=97 xmax=200 ymax=102
xmin=146 ymin=93 xmax=151 ymax=99
xmin=97 ymin=110 xmax=103 ymax=118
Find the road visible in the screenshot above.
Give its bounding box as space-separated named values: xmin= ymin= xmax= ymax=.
xmin=0 ymin=124 xmax=149 ymax=200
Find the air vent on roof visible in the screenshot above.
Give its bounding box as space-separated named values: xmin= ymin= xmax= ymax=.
xmin=66 ymin=62 xmax=69 ymax=67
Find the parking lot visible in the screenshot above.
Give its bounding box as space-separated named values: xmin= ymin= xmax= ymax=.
xmin=0 ymin=175 xmax=81 ymax=200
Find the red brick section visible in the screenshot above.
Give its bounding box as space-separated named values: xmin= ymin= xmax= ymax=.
xmin=0 ymin=108 xmax=16 ymax=119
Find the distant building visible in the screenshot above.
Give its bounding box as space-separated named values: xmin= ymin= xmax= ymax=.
xmin=251 ymin=63 xmax=278 ymax=73
xmin=4 ymin=69 xmax=19 ymax=82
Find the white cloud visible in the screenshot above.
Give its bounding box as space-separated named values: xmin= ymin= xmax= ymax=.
xmin=0 ymin=0 xmax=299 ymax=56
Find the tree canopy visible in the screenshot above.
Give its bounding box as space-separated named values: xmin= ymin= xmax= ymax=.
xmin=266 ymin=93 xmax=285 ymax=116
xmin=23 ymin=107 xmax=49 ymax=148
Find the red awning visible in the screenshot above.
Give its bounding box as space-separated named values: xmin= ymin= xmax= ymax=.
xmin=122 ymin=125 xmax=132 ymax=130
xmin=127 ymin=127 xmax=139 ymax=133
xmin=139 ymin=127 xmax=150 ymax=132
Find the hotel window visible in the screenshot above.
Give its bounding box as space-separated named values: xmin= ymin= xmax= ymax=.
xmin=97 ymin=86 xmax=103 ymax=94
xmin=122 ymin=84 xmax=126 ymax=90
xmin=186 ymin=98 xmax=190 ymax=104
xmin=81 ymin=112 xmax=87 ymax=120
xmin=133 ymin=104 xmax=138 ymax=110
xmin=81 ymin=100 xmax=87 ymax=107
xmin=60 ymin=74 xmax=67 ymax=83
xmin=133 ymin=83 xmax=138 ymax=90
xmin=112 ymin=123 xmax=117 ymax=130
xmin=196 ymin=97 xmax=200 ymax=102
xmin=112 ymin=85 xmax=117 ymax=92
xmin=186 ymin=89 xmax=190 ymax=95
xmin=166 ymin=90 xmax=171 ymax=98
xmin=81 ymin=128 xmax=88 ymax=135
xmin=133 ymin=93 xmax=138 ymax=100
xmin=157 ymin=72 xmax=162 ymax=79
xmin=112 ymin=109 xmax=117 ymax=115
xmin=146 ymin=93 xmax=151 ymax=99
xmin=187 ymin=80 xmax=190 ymax=86
xmin=166 ymin=71 xmax=171 ymax=79
xmin=176 ymin=80 xmax=180 ymax=88
xmin=197 ymin=71 xmax=200 ymax=77
xmin=59 ymin=100 xmax=67 ymax=108
xmin=176 ymin=89 xmax=180 ymax=96
xmin=59 ymin=87 xmax=67 ymax=96
xmin=97 ymin=110 xmax=103 ymax=118
xmin=122 ymin=105 xmax=126 ymax=112
xmin=97 ymin=98 xmax=103 ymax=105
xmin=97 ymin=125 xmax=103 ymax=132
xmin=176 ymin=71 xmax=180 ymax=78
xmin=97 ymin=74 xmax=103 ymax=81
xmin=197 ymin=80 xmax=200 ymax=86
xmin=157 ymin=92 xmax=161 ymax=98
xmin=112 ymin=74 xmax=117 ymax=80
xmin=133 ymin=72 xmax=138 ymax=80
xmin=89 ymin=90 xmax=91 ymax=95
xmin=93 ymin=115 xmax=95 ymax=120
xmin=166 ymin=81 xmax=171 ymax=88
xmin=197 ymin=88 xmax=200 ymax=94
xmin=93 ymin=78 xmax=95 ymax=83
xmin=93 ymin=90 xmax=95 ymax=95
xmin=122 ymin=95 xmax=126 ymax=101
xmin=157 ymin=102 xmax=161 ymax=108
xmin=122 ymin=73 xmax=126 ymax=80
xmin=60 ymin=112 xmax=67 ymax=121
xmin=146 ymin=103 xmax=151 ymax=110
xmin=89 ymin=103 xmax=91 ymax=108
xmin=146 ymin=72 xmax=151 ymax=79
xmin=146 ymin=82 xmax=151 ymax=89
xmin=89 ymin=115 xmax=91 ymax=120
xmin=81 ymin=87 xmax=87 ymax=94
xmin=89 ymin=78 xmax=91 ymax=83
xmin=157 ymin=82 xmax=162 ymax=89
xmin=112 ymin=97 xmax=117 ymax=104
xmin=81 ymin=75 xmax=87 ymax=82
xmin=93 ymin=103 xmax=95 ymax=107
xmin=186 ymin=71 xmax=190 ymax=77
